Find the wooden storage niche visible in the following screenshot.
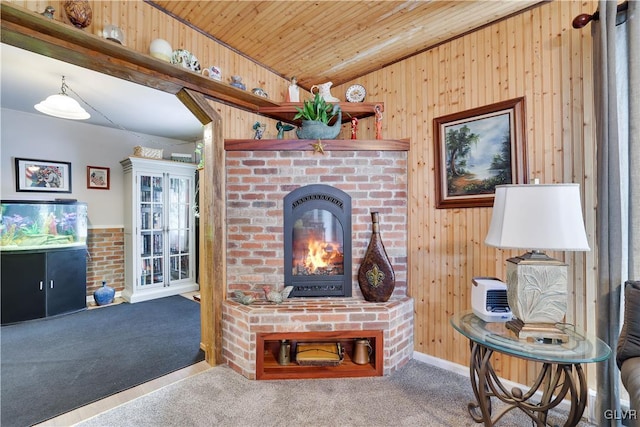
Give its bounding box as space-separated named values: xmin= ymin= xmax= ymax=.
xmin=256 ymin=330 xmax=383 ymax=380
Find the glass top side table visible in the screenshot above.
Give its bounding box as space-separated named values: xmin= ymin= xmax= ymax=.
xmin=450 ymin=311 xmax=611 ymax=426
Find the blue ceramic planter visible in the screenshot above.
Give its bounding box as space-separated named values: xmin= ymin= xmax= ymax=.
xmin=94 ymin=281 xmax=115 ymax=306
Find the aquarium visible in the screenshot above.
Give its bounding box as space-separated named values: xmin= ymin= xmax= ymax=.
xmin=1 ymin=200 xmax=88 ymax=250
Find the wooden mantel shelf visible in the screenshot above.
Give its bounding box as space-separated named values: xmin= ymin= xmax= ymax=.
xmin=225 ymin=138 xmax=410 ymax=151
xmin=0 ymin=2 xmax=383 ymax=125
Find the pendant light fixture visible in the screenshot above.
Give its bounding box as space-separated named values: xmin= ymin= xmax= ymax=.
xmin=34 ymin=75 xmax=90 ymax=120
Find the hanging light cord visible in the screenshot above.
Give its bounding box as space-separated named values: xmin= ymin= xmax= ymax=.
xmin=60 ymin=76 xmax=70 ymax=95
xmin=63 ymin=77 xmax=193 ymax=146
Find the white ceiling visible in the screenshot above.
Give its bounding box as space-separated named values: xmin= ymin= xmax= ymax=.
xmin=1 ymin=43 xmax=204 ymax=142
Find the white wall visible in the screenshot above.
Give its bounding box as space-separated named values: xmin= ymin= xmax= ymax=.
xmin=1 ymin=108 xmax=198 ymax=227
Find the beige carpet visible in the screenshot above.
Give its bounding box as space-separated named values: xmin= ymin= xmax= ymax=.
xmin=76 ymin=359 xmax=596 ymax=427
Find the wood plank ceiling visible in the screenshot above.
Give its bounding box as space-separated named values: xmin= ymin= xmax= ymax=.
xmin=147 ymin=0 xmax=545 ymax=90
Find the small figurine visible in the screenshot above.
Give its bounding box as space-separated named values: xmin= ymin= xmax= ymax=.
xmin=311 ymin=140 xmax=325 ymax=154
xmin=233 ymin=291 xmax=256 ymax=306
xmin=252 ymin=88 xmax=268 ymax=98
xmin=276 ymin=121 xmax=294 ymax=139
xmin=375 ymin=104 xmax=383 ymax=140
xmin=63 ymin=0 xmax=93 ymax=29
xmin=351 ymin=117 xmax=359 ymax=140
xmin=230 ymin=75 xmax=246 ymax=90
xmin=263 ymin=285 xmax=294 ymax=304
xmin=252 ymin=122 xmax=266 ymax=140
xmin=286 ymin=76 xmax=300 ymax=102
xmin=41 ymin=5 xmax=55 ymax=18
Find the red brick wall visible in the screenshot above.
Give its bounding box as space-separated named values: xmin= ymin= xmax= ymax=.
xmin=226 ymin=150 xmax=408 ymax=299
xmin=86 ymin=227 xmax=124 ymax=295
xmin=223 ymin=297 xmax=414 ymax=379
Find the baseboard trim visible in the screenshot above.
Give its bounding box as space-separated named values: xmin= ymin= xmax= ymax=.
xmin=85 ymin=290 xmax=124 ymax=304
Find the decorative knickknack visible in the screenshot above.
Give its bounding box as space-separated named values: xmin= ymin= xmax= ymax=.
xmin=358 ymin=211 xmax=395 ymax=302
xmin=149 ymin=39 xmax=173 ymax=62
xmin=294 ymin=93 xmax=342 ymax=140
xmin=63 ymin=0 xmax=92 ymax=29
xmin=94 ymin=281 xmax=115 ymax=306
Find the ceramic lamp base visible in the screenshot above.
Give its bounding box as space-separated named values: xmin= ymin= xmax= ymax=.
xmin=506 ymin=254 xmax=568 ymax=324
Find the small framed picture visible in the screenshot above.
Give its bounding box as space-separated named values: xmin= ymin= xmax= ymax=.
xmin=15 ymin=158 xmax=72 ymax=193
xmin=87 ymin=166 xmax=110 ymax=190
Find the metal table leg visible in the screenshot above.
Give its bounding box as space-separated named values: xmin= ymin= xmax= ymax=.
xmin=466 ymin=341 xmax=588 ymax=427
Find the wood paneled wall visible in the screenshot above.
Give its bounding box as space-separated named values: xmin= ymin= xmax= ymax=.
xmin=333 ymin=0 xmax=599 ymax=386
xmin=11 ymin=0 xmax=600 ymax=388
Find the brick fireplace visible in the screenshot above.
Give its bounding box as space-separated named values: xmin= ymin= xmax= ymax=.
xmin=222 ymin=140 xmax=413 ymax=379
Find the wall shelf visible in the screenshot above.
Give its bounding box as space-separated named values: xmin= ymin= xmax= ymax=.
xmin=0 ymin=3 xmax=277 ymax=112
xmin=256 ymin=330 xmax=383 ymax=380
xmin=258 ymin=102 xmax=383 ymax=125
xmin=0 ymin=3 xmax=384 ymax=125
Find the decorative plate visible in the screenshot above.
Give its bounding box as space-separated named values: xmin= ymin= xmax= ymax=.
xmin=170 ymin=49 xmax=201 ymax=72
xmin=345 ymin=84 xmax=366 ymax=103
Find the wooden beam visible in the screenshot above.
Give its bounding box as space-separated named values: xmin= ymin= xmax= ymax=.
xmin=177 ymin=89 xmax=225 ymax=366
xmin=0 ymin=2 xmax=279 ymax=112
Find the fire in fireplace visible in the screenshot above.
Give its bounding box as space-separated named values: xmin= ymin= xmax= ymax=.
xmin=284 ymin=184 xmax=352 ymax=297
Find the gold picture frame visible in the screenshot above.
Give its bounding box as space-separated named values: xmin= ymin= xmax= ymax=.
xmin=434 ymin=97 xmax=528 ymax=209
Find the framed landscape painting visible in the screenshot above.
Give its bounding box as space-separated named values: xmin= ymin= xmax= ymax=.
xmin=15 ymin=158 xmax=72 ymax=193
xmin=433 ymin=97 xmax=528 ymax=209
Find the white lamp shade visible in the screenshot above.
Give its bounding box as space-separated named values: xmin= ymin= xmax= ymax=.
xmin=34 ymin=93 xmax=90 ymax=120
xmin=484 ymin=184 xmax=590 ymax=251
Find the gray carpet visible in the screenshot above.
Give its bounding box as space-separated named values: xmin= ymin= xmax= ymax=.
xmin=77 ymin=359 xmax=596 ymax=427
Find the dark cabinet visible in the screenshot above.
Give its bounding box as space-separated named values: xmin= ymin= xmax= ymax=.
xmin=1 ymin=247 xmax=87 ymax=324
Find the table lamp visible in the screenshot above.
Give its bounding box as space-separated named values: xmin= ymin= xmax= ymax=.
xmin=484 ymin=183 xmax=590 ymax=341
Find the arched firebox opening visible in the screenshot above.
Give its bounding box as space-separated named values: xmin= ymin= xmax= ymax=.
xmin=283 ymin=184 xmax=352 ymax=297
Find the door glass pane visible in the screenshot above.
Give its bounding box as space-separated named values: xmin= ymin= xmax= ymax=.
xmin=169 ymin=230 xmax=178 ymax=254
xmin=152 ymin=232 xmax=163 ymax=255
xmin=181 ymin=230 xmax=190 ymax=254
xmin=152 ymin=176 xmax=163 ymax=202
xmin=141 ymin=258 xmax=151 ymax=286
xmin=142 ymin=233 xmax=151 ymax=256
xmin=141 ymin=209 xmax=151 ymax=230
xmin=152 ymin=206 xmax=163 ymax=230
xmin=170 ymin=254 xmax=190 ymax=280
xmin=140 ymin=176 xmax=151 ymax=202
xmin=152 ymin=257 xmax=163 ymax=284
xmin=292 ymin=208 xmax=344 ymax=276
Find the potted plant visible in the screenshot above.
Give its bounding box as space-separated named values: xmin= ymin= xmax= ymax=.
xmin=293 ymin=93 xmax=342 ymax=139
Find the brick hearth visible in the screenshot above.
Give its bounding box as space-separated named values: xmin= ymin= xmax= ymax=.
xmin=223 ymin=297 xmax=414 ymax=379
xmin=222 ymin=144 xmax=413 ymax=379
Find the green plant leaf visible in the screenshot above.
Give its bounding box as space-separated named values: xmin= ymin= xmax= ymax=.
xmin=294 ymin=94 xmax=339 ymax=124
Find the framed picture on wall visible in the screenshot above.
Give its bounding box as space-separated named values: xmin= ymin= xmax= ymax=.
xmin=15 ymin=158 xmax=72 ymax=193
xmin=433 ymin=97 xmax=528 ymax=209
xmin=87 ymin=166 xmax=110 ymax=190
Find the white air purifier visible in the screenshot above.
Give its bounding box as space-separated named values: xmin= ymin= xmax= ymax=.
xmin=471 ymin=277 xmax=512 ymax=322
